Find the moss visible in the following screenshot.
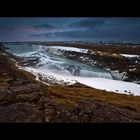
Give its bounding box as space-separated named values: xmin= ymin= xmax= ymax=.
xmin=44 ymin=85 xmax=140 ymax=112
xmin=53 ymin=98 xmax=75 ymax=108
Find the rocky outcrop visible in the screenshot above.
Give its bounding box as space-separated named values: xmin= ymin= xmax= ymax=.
xmin=38 ymin=100 xmax=140 ymax=123
xmin=19 ymin=57 xmax=40 ymax=67
xmin=56 ymin=49 xmax=140 ymax=82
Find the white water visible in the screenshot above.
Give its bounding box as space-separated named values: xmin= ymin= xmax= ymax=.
xmin=6 ymin=44 xmax=113 ymax=79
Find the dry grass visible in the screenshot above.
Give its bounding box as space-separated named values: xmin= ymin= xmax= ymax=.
xmin=42 ymin=84 xmax=140 ymax=112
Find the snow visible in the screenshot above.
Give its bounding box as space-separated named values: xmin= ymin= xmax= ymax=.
xmin=111 ymin=71 xmax=127 ymax=80
xmin=121 ymin=54 xmax=140 ymax=58
xmin=47 ymin=46 xmax=88 ymax=53
xmin=2 ymin=53 xmax=6 ymax=56
xmin=135 ymin=60 xmax=140 ymax=64
xmin=129 ymin=68 xmax=136 ymax=71
xmin=23 ymin=67 xmax=140 ymax=96
xmin=113 ymin=54 xmax=117 ymax=56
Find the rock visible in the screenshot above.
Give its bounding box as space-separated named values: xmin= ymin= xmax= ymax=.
xmin=3 ymin=78 xmax=14 ymax=83
xmin=0 ymin=88 xmax=13 ymax=94
xmin=0 ymin=43 xmax=6 ymax=52
xmin=10 ymin=84 xmax=40 ymax=93
xmin=19 ymin=57 xmax=40 ymax=67
xmin=71 ymin=100 xmax=140 ymax=122
xmin=0 ymin=102 xmax=43 ymax=122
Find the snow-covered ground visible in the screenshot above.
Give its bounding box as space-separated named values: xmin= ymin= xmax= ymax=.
xmin=23 ymin=67 xmax=140 ymax=96
xmin=121 ymin=54 xmax=140 ymax=58
xmin=45 ymin=46 xmax=88 ymax=53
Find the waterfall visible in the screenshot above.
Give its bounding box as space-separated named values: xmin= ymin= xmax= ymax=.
xmin=5 ymin=44 xmax=114 ymax=80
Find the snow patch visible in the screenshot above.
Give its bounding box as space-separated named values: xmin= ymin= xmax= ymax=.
xmin=46 ymin=46 xmax=88 ymax=54
xmin=129 ymin=68 xmax=136 ymax=71
xmin=23 ymin=67 xmax=140 ymax=96
xmin=121 ymin=54 xmax=140 ymax=58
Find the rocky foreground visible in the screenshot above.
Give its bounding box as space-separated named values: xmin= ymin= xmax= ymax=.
xmin=1 ymin=43 xmax=140 ymax=122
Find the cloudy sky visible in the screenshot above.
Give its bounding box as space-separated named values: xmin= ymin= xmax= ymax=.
xmin=0 ymin=17 xmax=140 ymax=43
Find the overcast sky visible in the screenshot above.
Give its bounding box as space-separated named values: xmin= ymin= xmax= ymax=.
xmin=0 ymin=17 xmax=140 ymax=43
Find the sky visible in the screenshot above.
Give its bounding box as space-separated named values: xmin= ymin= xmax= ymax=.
xmin=0 ymin=17 xmax=140 ymax=43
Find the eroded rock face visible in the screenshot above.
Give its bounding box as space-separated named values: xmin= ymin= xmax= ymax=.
xmin=19 ymin=57 xmax=40 ymax=67
xmin=0 ymin=102 xmax=43 ymax=122
xmin=57 ymin=49 xmax=140 ymax=82
xmin=72 ymin=100 xmax=140 ymax=123
xmin=43 ymin=100 xmax=140 ymax=123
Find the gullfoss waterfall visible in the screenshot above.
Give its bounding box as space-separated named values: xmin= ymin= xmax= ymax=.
xmin=5 ymin=44 xmax=140 ymax=96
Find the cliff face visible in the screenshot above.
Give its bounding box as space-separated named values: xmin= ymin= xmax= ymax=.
xmin=53 ymin=47 xmax=140 ymax=82
xmin=0 ymin=43 xmax=140 ymax=122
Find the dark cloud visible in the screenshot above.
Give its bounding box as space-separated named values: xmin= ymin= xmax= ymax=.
xmin=31 ymin=30 xmax=109 ymax=41
xmin=1 ymin=18 xmax=140 ymax=43
xmin=0 ymin=25 xmax=19 ymax=31
xmin=69 ymin=18 xmax=106 ymax=28
xmin=31 ymin=32 xmax=56 ymax=39
xmin=33 ymin=23 xmax=56 ymax=29
xmin=31 ymin=33 xmax=47 ymax=37
xmin=31 ymin=25 xmax=140 ymax=42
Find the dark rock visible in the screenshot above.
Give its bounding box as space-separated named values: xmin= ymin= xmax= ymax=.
xmin=0 ymin=43 xmax=6 ymax=52
xmin=0 ymin=102 xmax=43 ymax=122
xmin=19 ymin=57 xmax=40 ymax=67
xmin=10 ymin=84 xmax=40 ymax=93
xmin=0 ymin=88 xmax=13 ymax=94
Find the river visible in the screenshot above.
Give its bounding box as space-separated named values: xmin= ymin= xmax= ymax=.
xmin=5 ymin=44 xmax=113 ymax=79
